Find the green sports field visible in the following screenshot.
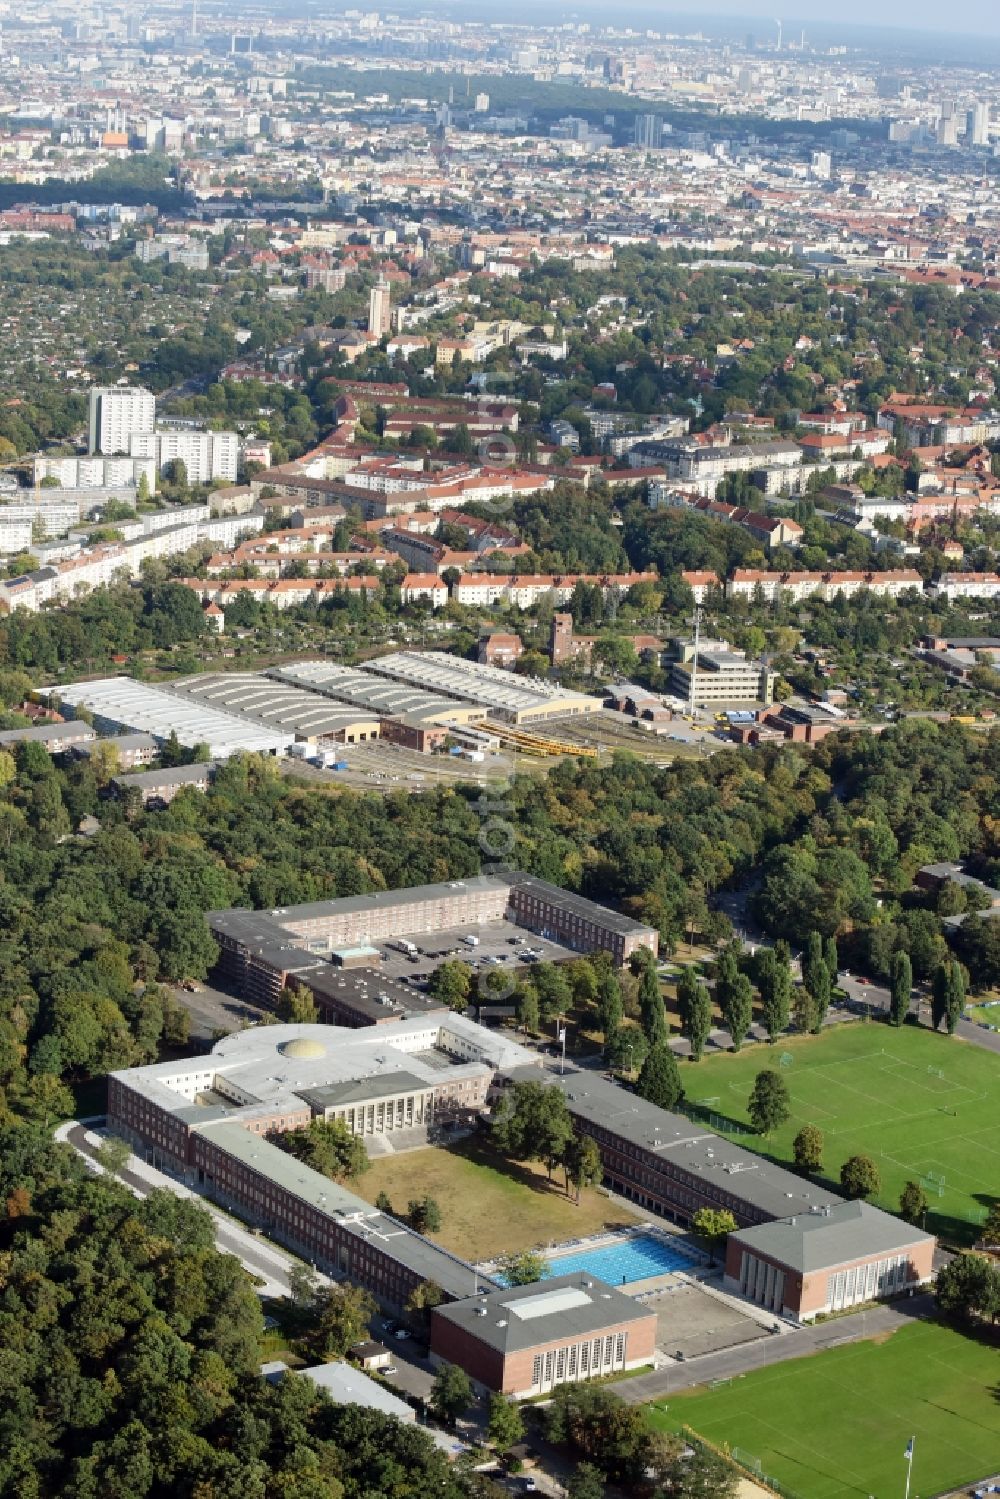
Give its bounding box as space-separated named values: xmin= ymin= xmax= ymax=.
xmin=680 ymin=1024 xmax=999 ymax=1242
xmin=647 ymin=1321 xmax=1000 ymax=1499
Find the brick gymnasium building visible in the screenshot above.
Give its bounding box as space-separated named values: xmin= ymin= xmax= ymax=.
xmin=725 ymin=1202 xmax=935 ymax=1321
xmin=208 ymin=873 xmax=660 ymax=1011
xmin=430 ymin=1275 xmax=657 ymax=1399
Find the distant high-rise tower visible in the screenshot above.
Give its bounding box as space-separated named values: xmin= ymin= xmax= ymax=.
xmin=368 ymin=279 xmax=391 ymax=337
xmin=937 ymin=101 xmax=959 ymax=148
xmin=969 ymin=101 xmax=990 ymax=147
xmin=633 ymin=113 xmax=662 ymax=149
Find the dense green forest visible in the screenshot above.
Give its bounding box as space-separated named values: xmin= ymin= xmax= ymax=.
xmin=1 ymin=718 xmax=998 ymax=1128
xmin=0 ymin=1126 xmax=481 ymax=1499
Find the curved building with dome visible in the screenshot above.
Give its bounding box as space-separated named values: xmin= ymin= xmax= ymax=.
xmin=107 ymin=1016 xmax=540 ymax=1307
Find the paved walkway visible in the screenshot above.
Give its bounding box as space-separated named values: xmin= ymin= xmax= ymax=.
xmin=617 ymin=1292 xmax=936 ymax=1404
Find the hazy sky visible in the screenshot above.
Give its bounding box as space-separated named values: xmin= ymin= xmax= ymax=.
xmin=699 ymin=2 xmax=1000 ymax=36
xmin=543 ymin=1 xmax=1000 ymax=43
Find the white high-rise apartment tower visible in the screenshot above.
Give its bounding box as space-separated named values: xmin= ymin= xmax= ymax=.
xmin=89 ymin=386 xmax=156 ymax=455
xmin=969 ymin=102 xmax=990 ymax=147
xmin=368 ymin=279 xmax=391 ymax=337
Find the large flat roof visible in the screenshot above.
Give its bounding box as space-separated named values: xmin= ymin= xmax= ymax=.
xmin=54 ymin=677 xmax=292 ymax=758
xmin=211 ymin=874 xmax=511 ymax=933
xmin=730 ymin=1201 xmax=934 ymax=1274
xmin=432 ymin=1273 xmax=653 ymax=1354
xmin=363 ymin=650 xmax=602 ymax=717
xmin=270 ymin=662 xmax=474 ymax=727
xmin=172 ymin=673 xmax=381 ymax=738
xmin=544 ymin=1069 xmax=841 ymax=1221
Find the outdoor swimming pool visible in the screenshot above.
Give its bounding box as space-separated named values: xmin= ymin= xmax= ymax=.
xmin=544 ymin=1232 xmax=693 ymax=1285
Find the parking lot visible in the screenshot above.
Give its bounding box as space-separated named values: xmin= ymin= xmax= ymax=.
xmin=369 ymin=919 xmax=580 ymax=988
xmin=169 ymin=980 xmax=270 ymax=1043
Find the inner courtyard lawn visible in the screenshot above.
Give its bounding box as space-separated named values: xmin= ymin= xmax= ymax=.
xmin=678 ymin=1022 xmax=999 ymax=1243
xmin=647 ymin=1320 xmax=1000 ymax=1499
xmin=354 ymin=1135 xmax=642 ymax=1261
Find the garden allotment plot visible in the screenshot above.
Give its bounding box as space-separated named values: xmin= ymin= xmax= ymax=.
xmin=682 ymin=1026 xmax=999 ymax=1242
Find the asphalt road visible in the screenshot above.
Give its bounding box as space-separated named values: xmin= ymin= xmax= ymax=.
xmin=618 ymin=1292 xmax=937 ymax=1404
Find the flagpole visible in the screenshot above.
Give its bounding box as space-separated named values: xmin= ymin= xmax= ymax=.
xmin=904 ymin=1436 xmax=915 ymax=1499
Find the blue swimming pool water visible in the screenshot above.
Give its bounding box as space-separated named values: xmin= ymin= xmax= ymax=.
xmin=543 ymin=1233 xmax=691 ymax=1285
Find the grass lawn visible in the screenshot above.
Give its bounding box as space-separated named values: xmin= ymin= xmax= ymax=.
xmin=678 ymin=1023 xmax=999 ymax=1244
xmin=647 ymin=1320 xmax=1000 ymax=1499
xmin=966 ymin=1002 xmax=1000 ymax=1028
xmin=354 ymin=1136 xmax=642 ymax=1261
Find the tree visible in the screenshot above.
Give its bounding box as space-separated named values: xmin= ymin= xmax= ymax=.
xmin=497 ymin=1249 xmax=547 ymax=1286
xmin=756 ymin=948 xmax=792 ymax=1042
xmin=375 ymin=1189 xmax=394 ymax=1215
xmin=661 ymin=1447 xmax=739 ymax=1498
xmin=430 ymin=1362 xmax=473 ymax=1426
xmin=301 ymin=1281 xmax=376 ymax=1360
xmin=486 ymin=1392 xmax=524 ymax=1453
xmin=276 ymin=984 xmax=318 ymax=1023
xmin=721 ymin=971 xmax=753 ymax=1052
xmin=96 ymin=1135 xmax=132 ymax=1174
xmin=981 ymin=1200 xmax=1000 ymax=1246
xmin=596 ymin=971 xmax=623 ymax=1040
xmin=791 ymin=985 xmax=818 ymax=1035
xmin=428 ymin=959 xmax=473 ymax=1012
xmin=824 ymin=936 xmax=839 ymax=986
xmin=564 ymin=1133 xmax=603 ymax=1203
xmin=605 ymin=1025 xmax=647 ymax=1076
xmin=930 ymin=960 xmax=965 ymax=1034
xmin=636 ymin=1042 xmax=684 ymax=1111
xmin=802 ymin=929 xmax=832 ymax=1031
xmin=677 ymin=969 xmax=712 ymax=1061
xmin=517 ymin=984 xmax=540 ymax=1034
xmin=899 ymin=1180 xmax=929 ymax=1226
xmin=747 ymin=1070 xmax=790 ymax=1135
xmin=88 ymin=739 xmax=121 ymax=787
xmin=793 ymin=1124 xmax=824 ymax=1173
xmin=638 ymin=962 xmax=668 ymax=1046
xmin=888 ymin=950 xmax=912 ymax=1027
xmin=935 ymin=1252 xmax=1000 ymax=1325
xmin=840 ymin=1154 xmax=881 ymax=1200
xmin=566 ymin=1463 xmax=606 ymax=1499
xmin=407 ymin=1279 xmax=445 ymax=1329
xmin=277 ymin=1118 xmax=370 ymax=1181
xmin=691 ymin=1207 xmax=737 ymax=1264
xmin=491 ymin=1080 xmax=574 ymax=1179
xmin=408 ymin=1195 xmax=442 ymax=1234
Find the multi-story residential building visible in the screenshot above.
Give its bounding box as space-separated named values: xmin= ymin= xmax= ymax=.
xmin=636 ymin=438 xmax=802 ymax=497
xmin=88 ymin=385 xmax=156 ymax=455
xmin=726 ymin=569 xmax=924 ymax=603
xmin=931 ymin=572 xmax=1000 ymax=600
xmin=33 ymin=455 xmax=157 ymax=492
xmin=129 ymin=430 xmax=239 ymax=484
xmin=368 ymin=279 xmax=391 ymax=337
